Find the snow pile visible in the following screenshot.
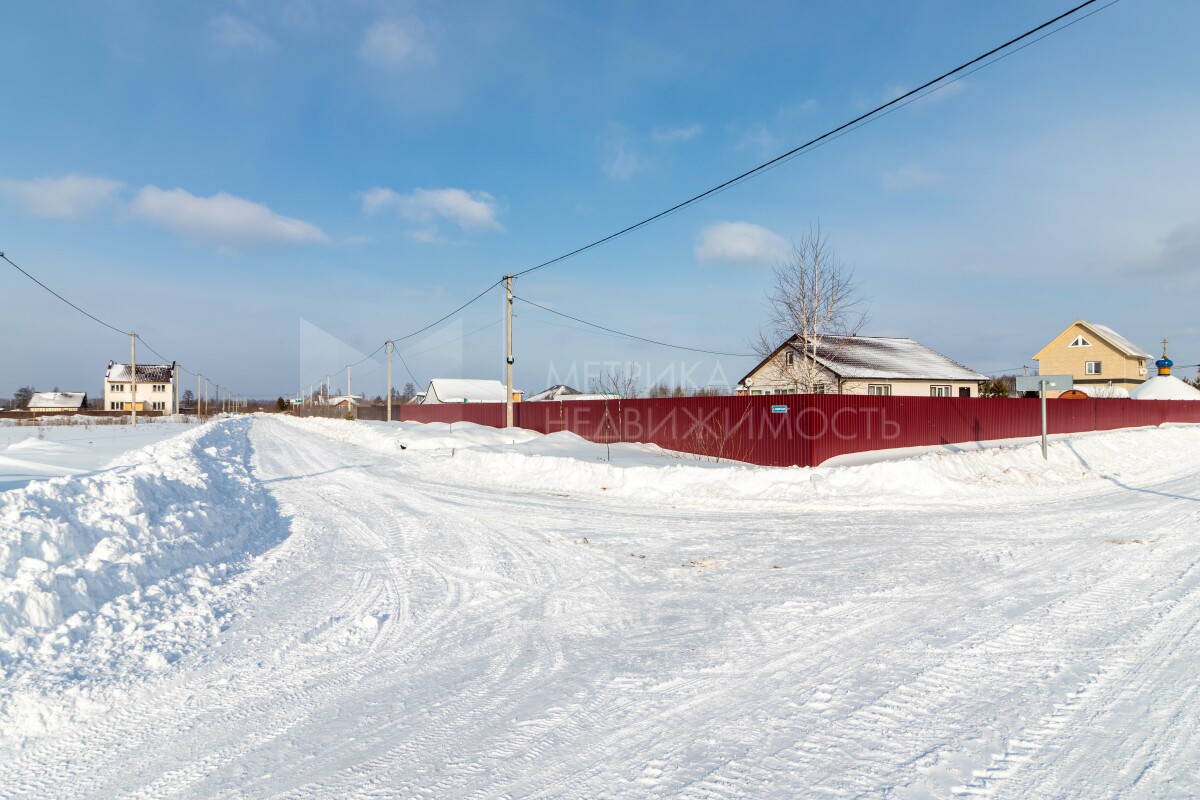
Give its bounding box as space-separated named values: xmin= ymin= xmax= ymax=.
xmin=0 ymin=417 xmax=285 ymax=740
xmin=281 ymin=416 xmax=1200 ymax=507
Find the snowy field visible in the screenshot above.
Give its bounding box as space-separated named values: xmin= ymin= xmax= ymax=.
xmin=0 ymin=416 xmax=198 ymax=492
xmin=2 ymin=414 xmax=1199 ymax=798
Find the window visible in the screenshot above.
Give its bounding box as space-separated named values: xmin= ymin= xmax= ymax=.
xmin=153 ymin=384 xmax=166 ymax=393
xmin=958 ymin=387 xmax=971 ymax=398
xmin=112 ymin=384 xmax=124 ymax=392
xmin=1085 ymin=361 xmax=1103 ymax=375
xmin=785 ymin=351 xmax=795 ymax=367
xmin=1069 ymin=336 xmax=1091 ymax=348
xmin=152 ymin=401 xmax=165 ymax=411
xmin=109 ymin=401 xmax=120 ymax=410
xmin=813 ymin=383 xmax=827 ymax=394
xmin=930 ymin=385 xmax=952 ymax=397
xmin=867 ymin=384 xmax=891 ymax=396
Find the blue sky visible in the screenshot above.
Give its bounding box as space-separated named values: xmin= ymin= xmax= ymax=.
xmin=2 ymin=0 xmax=1198 ymax=399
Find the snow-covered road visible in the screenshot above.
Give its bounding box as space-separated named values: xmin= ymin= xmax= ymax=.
xmin=2 ymin=415 xmax=1199 ymax=798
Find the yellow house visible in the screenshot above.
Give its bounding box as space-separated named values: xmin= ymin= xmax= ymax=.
xmin=1031 ymin=321 xmax=1150 ymax=397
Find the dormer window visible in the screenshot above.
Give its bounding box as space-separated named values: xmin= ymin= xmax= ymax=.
xmin=1068 ymin=336 xmax=1091 ymax=347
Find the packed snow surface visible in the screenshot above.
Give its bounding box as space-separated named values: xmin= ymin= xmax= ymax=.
xmin=2 ymin=414 xmax=1199 ymax=798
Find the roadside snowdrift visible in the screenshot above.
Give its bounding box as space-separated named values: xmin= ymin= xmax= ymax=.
xmin=281 ymin=417 xmax=1200 ymax=506
xmin=0 ymin=417 xmax=285 ymax=740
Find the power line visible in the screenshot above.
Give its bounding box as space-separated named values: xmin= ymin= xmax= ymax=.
xmin=513 ymin=296 xmax=755 ymax=357
xmin=2 ymin=250 xmax=237 ymax=397
xmin=1 ymin=251 xmax=130 ymax=336
xmin=511 ymin=0 xmax=1113 ymax=279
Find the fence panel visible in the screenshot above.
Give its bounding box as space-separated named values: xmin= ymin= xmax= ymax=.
xmin=297 ymin=396 xmax=1200 ymax=468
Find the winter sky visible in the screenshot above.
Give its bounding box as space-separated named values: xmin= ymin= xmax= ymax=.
xmin=2 ymin=1 xmax=1198 ymax=398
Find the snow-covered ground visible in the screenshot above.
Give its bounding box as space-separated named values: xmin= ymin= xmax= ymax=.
xmin=0 ymin=416 xmax=198 ymax=492
xmin=2 ymin=414 xmax=1199 ymax=798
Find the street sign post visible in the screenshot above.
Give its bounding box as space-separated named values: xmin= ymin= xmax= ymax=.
xmin=1015 ymin=374 xmax=1074 ymax=460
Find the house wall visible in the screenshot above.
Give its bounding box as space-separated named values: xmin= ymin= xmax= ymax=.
xmin=1033 ymin=323 xmax=1146 ymax=398
xmin=103 ymin=380 xmax=176 ymax=413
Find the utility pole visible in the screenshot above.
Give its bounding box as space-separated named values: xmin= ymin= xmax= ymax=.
xmin=130 ymin=332 xmax=138 ymax=428
xmin=205 ymin=377 xmax=209 ymax=418
xmin=197 ymin=374 xmax=202 ymax=419
xmin=505 ymin=274 xmax=514 ymax=428
xmin=173 ymin=363 xmax=180 ymax=422
xmin=386 ymin=340 xmax=393 ymax=423
xmin=346 ymin=364 xmax=352 ymax=419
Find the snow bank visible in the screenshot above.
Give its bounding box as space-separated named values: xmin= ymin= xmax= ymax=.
xmin=280 ymin=417 xmax=1200 ymax=507
xmin=0 ymin=417 xmax=285 ymax=740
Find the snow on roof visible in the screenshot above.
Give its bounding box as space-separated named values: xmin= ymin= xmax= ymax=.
xmin=1072 ymin=385 xmax=1131 ymax=399
xmin=27 ymin=391 xmax=86 ymax=409
xmin=525 ymin=384 xmax=581 ymax=402
xmin=106 ymin=362 xmax=175 ymax=382
xmin=1079 ymin=321 xmax=1152 ymax=359
xmin=422 ymin=379 xmax=510 ymax=404
xmin=755 ymin=335 xmax=987 ymax=382
xmin=1129 ymin=375 xmax=1200 ymax=401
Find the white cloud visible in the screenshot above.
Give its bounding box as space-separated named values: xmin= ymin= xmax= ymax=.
xmin=603 ymin=135 xmax=643 ymax=182
xmin=0 ymin=174 xmax=124 ymax=219
xmin=882 ymin=164 xmax=944 ymax=192
xmin=362 ymin=187 xmax=503 ymax=234
xmin=651 ymin=123 xmax=703 ymax=145
xmin=209 ymin=14 xmax=275 ymax=52
xmin=130 ymin=186 xmax=329 ymax=248
xmin=360 ymin=19 xmax=433 ymax=69
xmin=695 ymin=221 xmax=788 ymax=266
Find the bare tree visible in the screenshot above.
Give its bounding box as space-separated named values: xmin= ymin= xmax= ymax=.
xmin=13 ymin=385 xmax=36 ymax=409
xmin=751 ymin=226 xmax=867 ymax=393
xmin=590 ymin=367 xmax=640 ymax=399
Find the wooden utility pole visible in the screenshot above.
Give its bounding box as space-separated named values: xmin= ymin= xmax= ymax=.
xmin=386 ymin=340 xmax=393 ymax=423
xmin=346 ymin=364 xmax=352 ymax=419
xmin=505 ymin=275 xmax=514 ymax=428
xmin=197 ymin=374 xmax=202 ymax=418
xmin=130 ymin=332 xmax=138 ymax=428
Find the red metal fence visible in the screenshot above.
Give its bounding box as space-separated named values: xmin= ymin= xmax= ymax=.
xmin=300 ymin=396 xmax=1200 ymax=467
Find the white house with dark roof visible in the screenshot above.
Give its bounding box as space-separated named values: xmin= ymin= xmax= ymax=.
xmin=739 ymin=335 xmax=987 ymax=397
xmin=104 ymin=361 xmax=177 ymax=413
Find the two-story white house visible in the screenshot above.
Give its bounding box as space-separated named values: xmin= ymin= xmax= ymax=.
xmin=104 ymin=361 xmax=178 ymax=413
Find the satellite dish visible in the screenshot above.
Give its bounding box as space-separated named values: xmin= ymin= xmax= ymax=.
xmin=744 ymin=378 xmax=754 ymax=387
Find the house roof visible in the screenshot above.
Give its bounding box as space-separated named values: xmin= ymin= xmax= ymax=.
xmin=106 ymin=362 xmax=175 ymax=382
xmin=27 ymin=391 xmax=86 ymax=409
xmin=525 ymin=384 xmax=581 ymax=402
xmin=1032 ymin=321 xmax=1151 ymax=361
xmin=422 ymin=379 xmax=510 ymax=404
xmin=743 ymin=335 xmax=987 ymax=385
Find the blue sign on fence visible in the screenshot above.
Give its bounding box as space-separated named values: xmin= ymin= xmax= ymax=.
xmin=771 ymin=404 xmax=788 ymax=414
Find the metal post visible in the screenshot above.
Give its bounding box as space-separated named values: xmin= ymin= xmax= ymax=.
xmin=386 ymin=340 xmax=393 ymax=423
xmin=1040 ymin=379 xmax=1048 ymax=460
xmin=505 ymin=275 xmax=514 ymax=428
xmin=130 ymin=332 xmax=137 ymax=428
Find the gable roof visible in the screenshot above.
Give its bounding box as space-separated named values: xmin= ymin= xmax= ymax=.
xmin=27 ymin=391 xmax=86 ymax=409
xmin=1032 ymin=321 xmax=1151 ymax=361
xmin=525 ymin=384 xmax=581 ymax=402
xmin=422 ymin=379 xmax=510 ymax=404
xmin=743 ymin=335 xmax=987 ymax=385
xmin=106 ymin=362 xmax=175 ymax=382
